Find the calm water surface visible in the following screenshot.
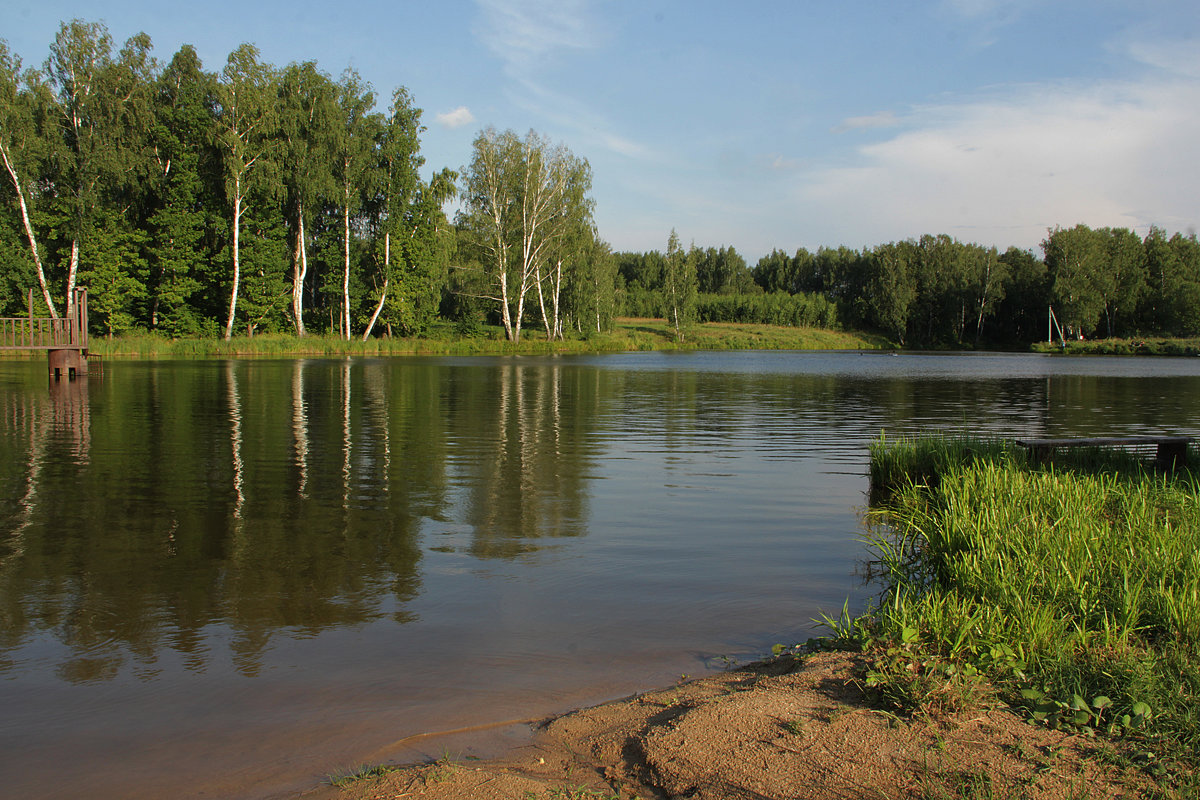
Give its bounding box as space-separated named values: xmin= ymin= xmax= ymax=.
xmin=2 ymin=351 xmax=1199 ymax=798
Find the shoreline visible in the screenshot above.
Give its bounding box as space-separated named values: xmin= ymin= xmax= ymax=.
xmin=298 ymin=650 xmax=1154 ymax=800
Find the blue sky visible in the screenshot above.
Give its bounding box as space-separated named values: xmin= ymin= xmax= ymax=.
xmin=7 ymin=0 xmax=1200 ymax=262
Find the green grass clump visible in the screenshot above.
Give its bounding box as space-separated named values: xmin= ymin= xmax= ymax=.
xmin=1032 ymin=337 xmax=1200 ymax=356
xmin=845 ymin=436 xmax=1200 ymax=788
xmin=326 ymin=762 xmax=403 ymax=787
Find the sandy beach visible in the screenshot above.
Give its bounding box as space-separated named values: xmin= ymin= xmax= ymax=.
xmin=298 ymin=651 xmax=1155 ymax=800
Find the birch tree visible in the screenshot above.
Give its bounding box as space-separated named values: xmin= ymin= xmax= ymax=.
xmin=279 ymin=61 xmax=337 ymax=336
xmin=662 ymin=230 xmax=698 ymax=341
xmin=2 ymin=23 xmax=155 ymax=321
xmin=332 ymin=69 xmax=380 ymax=339
xmin=363 ymin=87 xmax=437 ymax=339
xmin=1096 ymin=226 xmax=1147 ymax=338
xmin=215 ymin=44 xmax=276 ymax=340
xmin=967 ymin=245 xmax=1006 ymax=345
xmin=459 ymin=128 xmax=594 ymax=342
xmin=460 ymin=127 xmax=520 ymax=340
xmin=535 ymin=148 xmax=592 ymax=340
xmin=563 ymin=226 xmax=616 ymax=335
xmin=42 ymin=19 xmax=113 ymax=321
xmin=0 ymin=42 xmax=58 ymax=314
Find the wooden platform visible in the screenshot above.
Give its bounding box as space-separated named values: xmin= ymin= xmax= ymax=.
xmin=0 ymin=289 xmax=89 ymax=377
xmin=1015 ymin=436 xmax=1193 ymax=470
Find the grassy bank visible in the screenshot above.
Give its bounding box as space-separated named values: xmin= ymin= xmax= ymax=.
xmin=50 ymin=319 xmax=888 ymax=359
xmin=1032 ymin=337 xmax=1200 ymax=356
xmin=840 ymin=437 xmax=1200 ymax=793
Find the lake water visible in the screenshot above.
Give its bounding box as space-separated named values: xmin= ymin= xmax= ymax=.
xmin=2 ymin=351 xmax=1199 ymax=799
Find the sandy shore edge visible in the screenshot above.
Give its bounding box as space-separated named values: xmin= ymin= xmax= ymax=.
xmin=295 ymin=650 xmax=1156 ymax=800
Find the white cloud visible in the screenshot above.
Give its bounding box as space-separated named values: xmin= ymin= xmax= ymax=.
xmin=469 ymin=6 xmax=652 ymax=162
xmin=475 ymin=0 xmax=598 ymax=73
xmin=940 ymin=0 xmax=1028 ymax=18
xmin=435 ymin=106 xmax=476 ymax=129
xmin=833 ymin=111 xmax=900 ymax=134
xmin=791 ymin=75 xmax=1200 ymax=250
xmin=1127 ymin=37 xmax=1200 ymax=78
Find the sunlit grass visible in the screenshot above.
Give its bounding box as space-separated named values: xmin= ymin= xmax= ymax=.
xmin=848 ymin=436 xmax=1200 ymax=787
xmin=55 ymin=318 xmax=888 ymax=359
xmin=1032 ymin=337 xmax=1200 ymax=356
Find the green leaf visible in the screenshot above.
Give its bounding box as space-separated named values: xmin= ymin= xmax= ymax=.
xmin=1091 ymin=695 xmax=1112 ymax=710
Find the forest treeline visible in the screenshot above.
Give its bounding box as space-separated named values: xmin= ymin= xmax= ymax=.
xmin=3 ymin=21 xmax=1199 ymax=347
xmin=617 ymin=224 xmax=1200 ymax=347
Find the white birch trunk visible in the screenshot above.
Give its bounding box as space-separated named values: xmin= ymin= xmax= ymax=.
xmin=362 ymin=233 xmax=389 ymax=341
xmin=552 ymin=258 xmax=563 ymax=340
xmin=66 ymin=240 xmax=78 ymax=320
xmin=342 ymin=186 xmax=351 ymax=340
xmin=535 ymin=261 xmax=551 ymax=340
xmin=1 ymin=144 xmax=59 ymax=318
xmin=224 ymin=177 xmax=242 ymax=341
xmin=293 ymin=206 xmax=308 ymax=337
xmin=363 ymin=277 xmax=388 ymax=341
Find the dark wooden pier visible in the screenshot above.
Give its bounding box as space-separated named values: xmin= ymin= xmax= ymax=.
xmin=1016 ymin=435 xmax=1192 ymax=470
xmin=0 ymin=289 xmax=90 ymax=378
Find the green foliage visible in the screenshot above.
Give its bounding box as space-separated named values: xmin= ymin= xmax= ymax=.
xmin=1142 ymin=227 xmax=1200 ymax=337
xmin=661 ymin=230 xmax=698 ymax=341
xmin=1031 ymin=337 xmax=1200 ymax=356
xmin=1042 ymin=224 xmax=1149 ymax=339
xmin=79 ymin=208 xmax=148 ymax=335
xmin=695 ymin=291 xmax=837 ymax=328
xmin=752 ymin=247 xmax=810 ymax=294
xmin=73 ymin=318 xmax=883 ymax=358
xmin=7 ymin=20 xmax=1200 ymax=348
xmin=616 ymin=249 xmax=664 ymax=291
xmin=144 ymin=45 xmax=221 ymax=335
xmin=852 ymin=437 xmax=1200 ymax=783
xmin=457 ymin=127 xmax=599 ymax=342
xmin=233 ymin=199 xmax=290 ymax=334
xmin=1018 ymin=688 xmax=1150 ymax=738
xmin=989 ymin=247 xmax=1047 ymax=345
xmin=619 ymin=285 xmax=662 ymax=318
xmin=326 ymin=762 xmax=403 ymax=787
xmin=693 ymin=244 xmax=755 ymax=294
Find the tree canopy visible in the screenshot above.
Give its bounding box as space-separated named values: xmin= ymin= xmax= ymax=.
xmin=2 ymin=20 xmax=1199 ymax=347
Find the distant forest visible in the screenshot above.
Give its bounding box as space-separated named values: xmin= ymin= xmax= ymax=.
xmin=3 ymin=21 xmax=1198 ymax=347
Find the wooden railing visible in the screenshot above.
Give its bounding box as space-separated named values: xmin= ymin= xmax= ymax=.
xmin=0 ymin=289 xmax=88 ymax=351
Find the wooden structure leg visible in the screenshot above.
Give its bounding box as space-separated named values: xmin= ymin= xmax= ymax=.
xmin=1157 ymin=440 xmax=1189 ymax=470
xmin=48 ymin=348 xmax=88 ymax=380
